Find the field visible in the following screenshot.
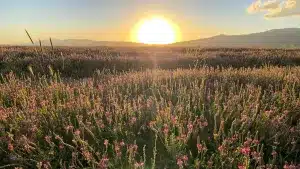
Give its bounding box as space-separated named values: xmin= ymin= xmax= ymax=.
xmin=0 ymin=46 xmax=300 ymax=169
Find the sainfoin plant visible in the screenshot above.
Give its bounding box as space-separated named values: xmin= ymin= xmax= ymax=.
xmin=0 ymin=46 xmax=300 ymax=168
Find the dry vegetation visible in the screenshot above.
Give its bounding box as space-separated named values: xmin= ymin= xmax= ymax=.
xmin=0 ymin=46 xmax=300 ymax=169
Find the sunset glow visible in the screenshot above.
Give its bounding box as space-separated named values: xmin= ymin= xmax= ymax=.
xmin=133 ymin=17 xmax=179 ymax=44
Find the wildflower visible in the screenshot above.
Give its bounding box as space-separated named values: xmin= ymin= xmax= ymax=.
xmin=115 ymin=144 xmax=120 ymax=152
xmin=44 ymin=136 xmax=51 ymax=143
xmin=59 ymin=144 xmax=64 ymax=150
xmin=163 ymin=124 xmax=169 ymax=135
xmin=182 ymin=155 xmax=188 ymax=162
xmin=240 ymin=146 xmax=251 ymax=156
xmin=65 ymin=125 xmax=74 ymax=132
xmin=119 ymin=140 xmax=125 ymax=147
xmin=171 ymin=115 xmax=177 ymax=125
xmin=271 ymin=150 xmax=277 ymax=157
xmin=134 ymin=162 xmax=144 ymax=168
xmin=244 ymin=139 xmax=252 ymax=147
xmin=135 ymin=162 xmax=140 ymax=168
xmin=197 ymin=143 xmax=203 ymax=152
xmin=251 ymin=151 xmax=261 ymax=162
xmin=8 ymin=143 xmax=14 ymax=151
xmin=132 ymin=144 xmax=138 ymax=151
xmin=0 ymin=109 xmax=7 ymax=121
xmin=218 ymin=145 xmax=224 ymax=153
xmin=82 ymin=150 xmax=92 ymax=161
xmin=74 ymin=129 xmax=81 ymax=136
xmin=104 ymin=139 xmax=109 ymax=147
xmin=177 ymin=158 xmax=183 ymax=168
xmin=99 ymin=156 xmax=109 ymax=169
xmin=283 ymin=163 xmax=297 ymax=169
xmin=187 ymin=123 xmax=193 ymax=133
xmin=37 ymin=161 xmax=51 ymax=169
xmin=100 ymin=123 xmax=105 ymax=129
xmin=130 ymin=117 xmax=137 ymax=125
xmin=30 ymin=125 xmax=38 ymax=133
xmin=201 ymin=121 xmax=208 ymax=127
xmin=252 ymin=139 xmax=259 ymax=145
xmin=238 ymin=164 xmax=246 ymax=169
xmin=146 ymin=99 xmax=153 ymax=108
xmin=207 ymin=160 xmax=213 ymax=168
xmin=264 ymin=110 xmax=273 ymax=117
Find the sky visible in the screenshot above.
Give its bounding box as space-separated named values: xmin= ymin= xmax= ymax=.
xmin=1 ymin=0 xmax=300 ymax=44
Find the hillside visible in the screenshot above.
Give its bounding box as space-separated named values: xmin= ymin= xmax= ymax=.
xmin=174 ymin=28 xmax=300 ymax=48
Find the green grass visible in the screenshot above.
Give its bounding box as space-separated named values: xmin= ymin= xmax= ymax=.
xmin=0 ymin=46 xmax=299 ymax=168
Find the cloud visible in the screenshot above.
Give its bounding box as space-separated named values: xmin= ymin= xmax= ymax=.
xmin=247 ymin=0 xmax=300 ymax=18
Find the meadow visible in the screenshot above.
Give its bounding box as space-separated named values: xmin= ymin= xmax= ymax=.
xmin=0 ymin=46 xmax=300 ymax=169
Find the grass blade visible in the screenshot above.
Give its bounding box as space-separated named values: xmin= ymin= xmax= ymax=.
xmin=25 ymin=29 xmax=34 ymax=45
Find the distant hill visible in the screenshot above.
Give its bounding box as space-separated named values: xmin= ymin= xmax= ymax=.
xmin=174 ymin=28 xmax=300 ymax=48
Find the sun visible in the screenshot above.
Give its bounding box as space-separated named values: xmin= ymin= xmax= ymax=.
xmin=133 ymin=17 xmax=179 ymax=44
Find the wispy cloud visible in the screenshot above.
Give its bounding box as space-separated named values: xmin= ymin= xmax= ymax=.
xmin=247 ymin=0 xmax=299 ymax=18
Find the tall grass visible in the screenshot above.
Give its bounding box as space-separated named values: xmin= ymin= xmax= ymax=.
xmin=1 ymin=46 xmax=300 ymax=78
xmin=0 ymin=66 xmax=299 ymax=168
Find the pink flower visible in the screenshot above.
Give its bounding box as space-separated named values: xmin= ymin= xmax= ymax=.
xmin=83 ymin=150 xmax=92 ymax=161
xmin=44 ymin=136 xmax=52 ymax=144
xmin=283 ymin=164 xmax=297 ymax=169
xmin=115 ymin=145 xmax=120 ymax=152
xmin=252 ymin=139 xmax=259 ymax=145
xmin=238 ymin=164 xmax=246 ymax=169
xmin=134 ymin=162 xmax=140 ymax=168
xmin=182 ymin=155 xmax=188 ymax=162
xmin=99 ymin=156 xmax=109 ymax=169
xmin=133 ymin=144 xmax=138 ymax=151
xmin=134 ymin=162 xmax=144 ymax=168
xmin=290 ymin=127 xmax=295 ymax=132
xmin=218 ymin=145 xmax=224 ymax=153
xmin=177 ymin=158 xmax=183 ymax=168
xmin=120 ymin=140 xmax=125 ymax=146
xmin=240 ymin=147 xmax=251 ymax=156
xmin=130 ymin=117 xmax=137 ymax=124
xmin=171 ymin=116 xmax=177 ymax=125
xmin=163 ymin=124 xmax=169 ymax=135
xmin=104 ymin=139 xmax=109 ymax=146
xmin=201 ymin=121 xmax=208 ymax=127
xmin=74 ymin=129 xmax=80 ymax=136
xmin=197 ymin=143 xmax=203 ymax=152
xmin=8 ymin=143 xmax=14 ymax=151
xmin=100 ymin=124 xmax=105 ymax=129
xmin=105 ymin=112 xmax=111 ymax=116
xmin=187 ymin=123 xmax=193 ymax=133
xmin=59 ymin=144 xmax=64 ymax=150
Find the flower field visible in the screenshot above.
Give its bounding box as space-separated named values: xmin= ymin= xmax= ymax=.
xmin=0 ymin=46 xmax=300 ymax=168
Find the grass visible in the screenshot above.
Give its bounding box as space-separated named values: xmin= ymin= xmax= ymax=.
xmin=0 ymin=46 xmax=299 ymax=168
xmin=2 ymin=46 xmax=300 ymax=78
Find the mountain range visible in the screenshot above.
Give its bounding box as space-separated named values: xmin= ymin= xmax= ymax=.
xmin=29 ymin=28 xmax=300 ymax=48
xmin=173 ymin=28 xmax=300 ymax=48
